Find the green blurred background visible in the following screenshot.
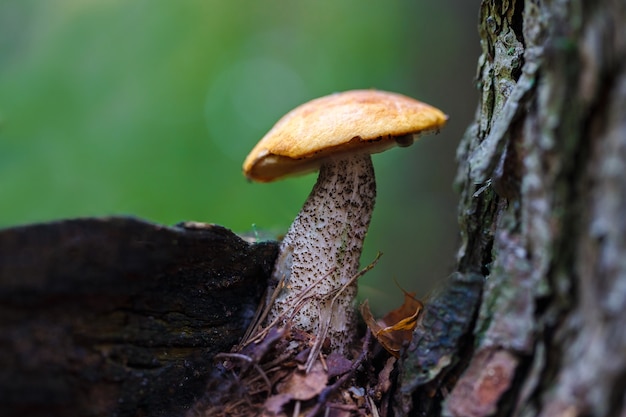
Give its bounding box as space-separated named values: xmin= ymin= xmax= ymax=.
xmin=0 ymin=0 xmax=480 ymax=313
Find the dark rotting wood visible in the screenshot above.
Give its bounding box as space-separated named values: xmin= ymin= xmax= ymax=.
xmin=0 ymin=217 xmax=278 ymax=417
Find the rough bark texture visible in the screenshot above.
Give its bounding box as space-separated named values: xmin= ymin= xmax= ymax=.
xmin=0 ymin=217 xmax=277 ymax=417
xmin=397 ymin=1 xmax=626 ymax=416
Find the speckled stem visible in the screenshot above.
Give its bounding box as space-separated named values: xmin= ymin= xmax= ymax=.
xmin=265 ymin=153 xmax=376 ymax=352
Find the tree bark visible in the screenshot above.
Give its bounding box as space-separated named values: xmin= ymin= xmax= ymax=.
xmin=396 ymin=1 xmax=626 ymax=416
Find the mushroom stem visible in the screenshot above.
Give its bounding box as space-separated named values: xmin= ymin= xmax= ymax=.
xmin=265 ymin=152 xmax=376 ymax=352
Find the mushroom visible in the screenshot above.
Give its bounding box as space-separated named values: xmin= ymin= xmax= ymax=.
xmin=243 ymin=89 xmax=447 ymax=353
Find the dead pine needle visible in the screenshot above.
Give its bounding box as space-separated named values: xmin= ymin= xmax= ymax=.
xmin=305 ymin=253 xmax=383 ymax=372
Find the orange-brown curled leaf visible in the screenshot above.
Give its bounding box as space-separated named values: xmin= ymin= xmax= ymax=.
xmin=381 ymin=291 xmax=423 ymax=328
xmin=360 ymin=292 xmax=423 ymax=357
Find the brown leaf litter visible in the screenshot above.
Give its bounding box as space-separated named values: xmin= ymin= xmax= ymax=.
xmin=186 ymin=257 xmax=423 ymax=417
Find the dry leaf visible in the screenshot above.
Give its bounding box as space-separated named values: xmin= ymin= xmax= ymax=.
xmin=360 ymin=291 xmax=423 ymax=357
xmin=263 ymin=393 xmax=293 ymax=415
xmin=381 ymin=291 xmax=423 ymax=328
xmin=277 ymin=360 xmax=328 ymax=401
xmin=326 ymin=352 xmax=353 ymax=379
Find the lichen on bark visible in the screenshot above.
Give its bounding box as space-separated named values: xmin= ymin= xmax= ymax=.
xmin=400 ymin=1 xmax=626 ymax=416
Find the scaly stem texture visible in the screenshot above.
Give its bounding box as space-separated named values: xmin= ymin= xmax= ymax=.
xmin=265 ymin=153 xmax=376 ymax=352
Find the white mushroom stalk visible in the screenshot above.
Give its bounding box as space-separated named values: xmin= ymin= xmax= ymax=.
xmin=267 ymin=152 xmax=375 ymax=351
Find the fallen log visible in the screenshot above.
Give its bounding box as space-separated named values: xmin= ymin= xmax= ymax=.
xmin=0 ymin=217 xmax=278 ymax=417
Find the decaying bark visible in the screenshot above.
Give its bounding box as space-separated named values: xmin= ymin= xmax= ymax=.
xmin=397 ymin=1 xmax=626 ymax=416
xmin=0 ymin=217 xmax=277 ymax=417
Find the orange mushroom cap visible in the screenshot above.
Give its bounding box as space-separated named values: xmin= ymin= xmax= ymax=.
xmin=243 ymin=89 xmax=448 ymax=182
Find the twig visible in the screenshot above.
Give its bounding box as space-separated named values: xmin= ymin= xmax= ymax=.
xmin=241 ymin=268 xmax=338 ymax=348
xmin=305 ymin=329 xmax=374 ymax=417
xmin=213 ymin=352 xmax=272 ymax=394
xmin=305 ymin=253 xmax=383 ymax=372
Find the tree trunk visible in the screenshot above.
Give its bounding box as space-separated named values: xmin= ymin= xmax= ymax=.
xmin=397 ymin=1 xmax=626 ymax=416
